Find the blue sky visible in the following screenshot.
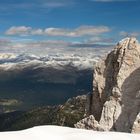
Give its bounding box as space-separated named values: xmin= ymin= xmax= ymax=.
xmin=0 ymin=0 xmax=140 ymax=50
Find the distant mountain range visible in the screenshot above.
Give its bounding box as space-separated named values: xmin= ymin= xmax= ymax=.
xmin=0 ymin=52 xmax=97 ymax=112
xmin=0 ymin=52 xmax=100 ymax=69
xmin=0 ymin=45 xmax=113 ymax=131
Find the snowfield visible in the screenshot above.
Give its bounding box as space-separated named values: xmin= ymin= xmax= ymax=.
xmin=0 ymin=126 xmax=139 ymax=140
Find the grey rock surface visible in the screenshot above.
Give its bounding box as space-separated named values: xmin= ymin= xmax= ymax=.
xmin=75 ymin=37 xmax=140 ymax=133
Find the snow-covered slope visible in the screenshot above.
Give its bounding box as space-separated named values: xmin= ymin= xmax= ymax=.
xmin=0 ymin=42 xmax=113 ymax=70
xmin=0 ymin=53 xmax=100 ymax=70
xmin=0 ymin=125 xmax=139 ymax=140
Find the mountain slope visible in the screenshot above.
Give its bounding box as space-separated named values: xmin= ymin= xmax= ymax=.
xmin=0 ymin=95 xmax=87 ymax=131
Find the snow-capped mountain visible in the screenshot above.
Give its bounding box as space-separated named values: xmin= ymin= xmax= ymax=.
xmin=0 ymin=46 xmax=112 ymax=111
xmin=0 ymin=52 xmax=101 ymax=70
xmin=0 ymin=43 xmax=113 ymax=70
xmin=0 ymin=52 xmax=97 ymax=111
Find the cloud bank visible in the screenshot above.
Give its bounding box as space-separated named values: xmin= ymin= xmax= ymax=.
xmin=5 ymin=25 xmax=111 ymax=37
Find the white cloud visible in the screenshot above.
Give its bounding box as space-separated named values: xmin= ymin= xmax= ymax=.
xmin=44 ymin=28 xmax=69 ymax=36
xmin=0 ymin=37 xmax=112 ymax=51
xmin=31 ymin=29 xmax=44 ymax=35
xmin=0 ymin=38 xmax=12 ymax=44
xmin=0 ymin=38 xmax=71 ymax=49
xmin=74 ymin=26 xmax=110 ymax=36
xmin=0 ymin=38 xmax=15 ymax=52
xmin=26 ymin=40 xmax=70 ymax=48
xmin=5 ymin=26 xmax=32 ymax=36
xmin=120 ymin=31 xmax=139 ymax=37
xmin=5 ymin=25 xmax=111 ymax=37
xmin=45 ymin=26 xmax=110 ymax=37
xmin=85 ymin=36 xmax=114 ymax=44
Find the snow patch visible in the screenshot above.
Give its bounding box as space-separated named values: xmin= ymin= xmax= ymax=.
xmin=0 ymin=126 xmax=139 ymax=140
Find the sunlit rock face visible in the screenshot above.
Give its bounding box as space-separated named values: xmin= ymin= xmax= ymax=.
xmin=132 ymin=113 xmax=140 ymax=133
xmin=76 ymin=38 xmax=140 ymax=133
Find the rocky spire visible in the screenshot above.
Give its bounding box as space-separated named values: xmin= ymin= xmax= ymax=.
xmin=75 ymin=38 xmax=140 ymax=133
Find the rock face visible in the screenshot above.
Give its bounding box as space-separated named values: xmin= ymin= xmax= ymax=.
xmin=75 ymin=37 xmax=140 ymax=133
xmin=75 ymin=115 xmax=100 ymax=130
xmin=132 ymin=113 xmax=140 ymax=133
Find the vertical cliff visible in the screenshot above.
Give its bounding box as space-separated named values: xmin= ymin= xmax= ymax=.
xmin=75 ymin=38 xmax=140 ymax=133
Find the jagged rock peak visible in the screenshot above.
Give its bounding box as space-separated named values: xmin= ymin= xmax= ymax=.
xmin=75 ymin=38 xmax=140 ymax=133
xmin=117 ymin=37 xmax=138 ymax=47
